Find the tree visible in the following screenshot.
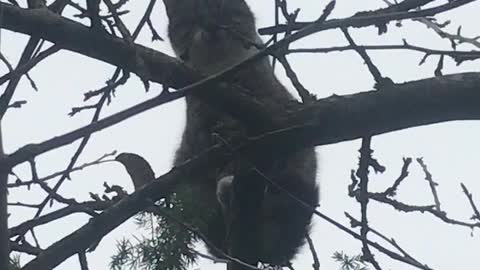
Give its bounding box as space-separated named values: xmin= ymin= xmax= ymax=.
xmin=1 ymin=0 xmax=480 ymax=270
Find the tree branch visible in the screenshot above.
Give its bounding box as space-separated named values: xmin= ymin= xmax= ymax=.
xmin=0 ymin=124 xmax=9 ymax=270
xmin=0 ymin=4 xmax=480 ymax=170
xmin=258 ymin=0 xmax=475 ymax=35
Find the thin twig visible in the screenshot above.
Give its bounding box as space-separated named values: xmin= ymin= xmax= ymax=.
xmin=132 ymin=0 xmax=157 ymax=40
xmin=0 ymin=45 xmax=60 ymax=86
xmin=345 ymin=212 xmax=425 ymax=267
xmin=416 ymin=158 xmax=442 ymax=212
xmin=259 ymin=0 xmax=476 ymax=35
xmin=368 ymin=192 xmax=480 ymax=229
xmin=460 ymin=183 xmax=480 ymax=221
xmin=10 ymin=241 xmax=42 ymax=256
xmin=305 ymin=233 xmax=320 ymax=270
xmin=342 ymin=28 xmax=393 ymax=89
xmin=355 ymin=136 xmax=383 ymax=270
xmin=383 ymin=157 xmax=412 ymax=196
xmin=0 ymin=37 xmax=41 ymax=120
xmin=9 ymin=201 xmax=110 ymax=237
xmin=276 ymin=55 xmax=315 ymax=104
xmin=8 ymin=151 xmax=115 ymax=188
xmin=382 ymin=0 xmax=480 ymax=49
xmin=287 ymin=43 xmax=480 ymax=65
xmin=103 ymin=0 xmax=132 ymax=40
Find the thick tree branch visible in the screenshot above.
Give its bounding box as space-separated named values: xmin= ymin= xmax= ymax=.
xmin=1 ymin=71 xmax=479 ymax=171
xmin=0 ymin=126 xmax=9 ymax=270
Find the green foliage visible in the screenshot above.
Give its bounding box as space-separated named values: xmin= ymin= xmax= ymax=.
xmin=332 ymin=251 xmax=371 ymax=270
xmin=110 ymin=183 xmax=216 ymax=270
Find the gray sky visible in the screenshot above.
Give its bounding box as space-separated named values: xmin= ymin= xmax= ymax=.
xmin=2 ymin=0 xmax=480 ymax=269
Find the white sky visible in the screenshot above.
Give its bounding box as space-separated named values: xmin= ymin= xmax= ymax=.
xmin=2 ymin=0 xmax=480 ymax=269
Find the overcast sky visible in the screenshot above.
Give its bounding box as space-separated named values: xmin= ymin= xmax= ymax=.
xmin=3 ymin=0 xmax=480 ymax=269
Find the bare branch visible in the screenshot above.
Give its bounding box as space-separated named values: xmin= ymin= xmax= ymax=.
xmin=0 ymin=116 xmax=9 ymax=270
xmin=368 ymin=192 xmax=480 ymax=229
xmin=341 ymin=28 xmax=393 ymax=89
xmin=275 ymin=55 xmax=316 ymax=104
xmin=6 ymin=100 xmax=27 ymax=109
xmin=9 ymin=201 xmax=110 ymax=237
xmin=10 ymin=241 xmax=43 ymax=256
xmin=382 ymin=0 xmax=480 ymax=49
xmin=287 ymin=43 xmax=480 ymax=65
xmin=345 ymin=212 xmax=426 ymax=268
xmin=259 ymin=0 xmax=475 ymax=35
xmin=78 ymin=251 xmax=89 ymax=270
xmin=0 ymin=45 xmax=60 ymax=87
xmin=416 ymin=158 xmax=442 ymax=212
xmin=355 ymin=137 xmax=383 ymax=270
xmin=383 ymin=157 xmax=412 ymax=196
xmin=8 ymin=151 xmax=115 ymax=188
xmin=132 ymin=0 xmax=161 ymax=41
xmin=305 ymin=233 xmax=320 ymax=270
xmin=0 ymin=37 xmax=41 ymax=120
xmin=460 ymin=183 xmax=480 ymax=221
xmin=103 ymin=0 xmax=131 ymax=40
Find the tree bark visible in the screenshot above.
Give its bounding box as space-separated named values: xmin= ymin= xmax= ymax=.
xmin=0 ymin=124 xmax=10 ymax=270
